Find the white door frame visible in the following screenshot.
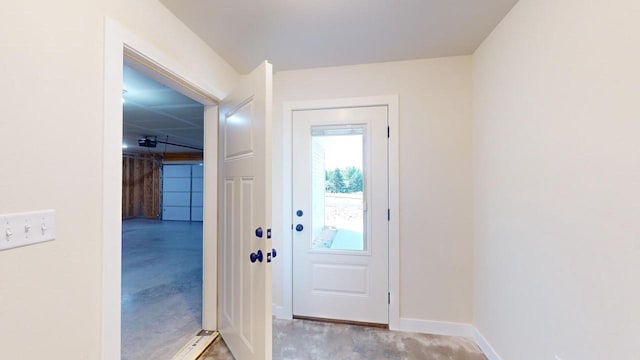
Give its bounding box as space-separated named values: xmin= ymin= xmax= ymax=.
xmin=279 ymin=95 xmax=400 ymax=330
xmin=103 ymin=18 xmax=222 ymax=360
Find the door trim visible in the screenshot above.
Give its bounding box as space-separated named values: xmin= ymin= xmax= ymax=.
xmin=103 ymin=17 xmax=221 ymax=360
xmin=279 ymin=95 xmax=400 ymax=330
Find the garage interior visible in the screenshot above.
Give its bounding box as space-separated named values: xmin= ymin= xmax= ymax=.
xmin=121 ymin=64 xmax=206 ymax=359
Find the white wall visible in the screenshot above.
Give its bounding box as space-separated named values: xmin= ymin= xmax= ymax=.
xmin=272 ymin=57 xmax=474 ymax=324
xmin=0 ymin=1 xmax=237 ymax=359
xmin=472 ymin=0 xmax=640 ymax=359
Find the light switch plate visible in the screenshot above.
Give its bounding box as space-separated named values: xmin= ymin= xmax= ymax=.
xmin=0 ymin=210 xmax=55 ymax=251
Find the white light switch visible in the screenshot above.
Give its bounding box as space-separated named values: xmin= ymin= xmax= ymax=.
xmin=0 ymin=210 xmax=55 ymax=251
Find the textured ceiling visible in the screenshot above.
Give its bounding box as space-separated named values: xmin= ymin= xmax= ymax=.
xmin=160 ymin=0 xmax=519 ymax=73
xmin=122 ymin=65 xmax=204 ymax=154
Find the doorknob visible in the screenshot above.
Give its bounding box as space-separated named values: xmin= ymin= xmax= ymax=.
xmin=255 ymin=227 xmax=263 ymax=238
xmin=296 ymin=210 xmax=303 ymax=217
xmin=295 ymin=224 xmax=304 ymax=232
xmin=250 ymin=250 xmax=263 ymax=263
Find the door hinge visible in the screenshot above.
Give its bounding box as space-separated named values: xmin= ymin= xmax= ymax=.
xmin=387 ymin=126 xmax=390 ymax=138
xmin=388 ymin=292 xmax=391 ymax=304
xmin=387 ymin=209 xmax=390 ymax=221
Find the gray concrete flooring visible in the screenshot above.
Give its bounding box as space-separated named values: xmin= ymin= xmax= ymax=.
xmin=122 ymin=219 xmax=203 ymax=360
xmin=201 ymin=319 xmax=488 ymax=360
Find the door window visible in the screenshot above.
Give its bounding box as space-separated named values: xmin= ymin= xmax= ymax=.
xmin=310 ymin=126 xmax=367 ymax=252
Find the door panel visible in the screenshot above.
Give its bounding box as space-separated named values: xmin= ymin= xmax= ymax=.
xmin=191 ymin=207 xmax=203 ymax=221
xmin=312 ymin=264 xmax=368 ymax=294
xmin=164 ymin=164 xmax=192 ymax=177
xmin=192 ymin=177 xmax=204 ymax=192
xmin=192 ymin=164 xmax=204 ymax=220
xmin=191 ymin=164 xmax=204 ymax=178
xmin=164 ymin=192 xmax=191 ymax=207
xmin=292 ymin=106 xmax=389 ymax=324
xmin=162 ymin=164 xmax=192 ymax=221
xmin=162 ymin=164 xmax=204 ymax=221
xmin=218 ymin=61 xmax=272 ymax=360
xmin=191 ymin=192 xmax=204 ymax=207
xmin=161 ymin=207 xmax=190 ymax=221
xmin=163 ymin=177 xmax=191 ymax=191
xmin=225 ymin=101 xmax=254 ymax=160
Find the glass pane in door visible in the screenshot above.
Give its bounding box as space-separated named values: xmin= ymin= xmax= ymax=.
xmin=310 ymin=126 xmax=366 ymax=251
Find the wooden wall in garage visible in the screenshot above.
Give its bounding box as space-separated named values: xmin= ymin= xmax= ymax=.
xmin=122 ymin=154 xmax=162 ymax=219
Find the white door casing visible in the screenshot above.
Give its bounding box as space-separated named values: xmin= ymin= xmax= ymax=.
xmin=292 ymin=106 xmax=389 ymax=324
xmin=103 ymin=19 xmax=223 ymax=359
xmin=218 ymin=61 xmax=273 ymax=360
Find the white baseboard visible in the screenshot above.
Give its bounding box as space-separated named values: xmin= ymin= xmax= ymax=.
xmin=397 ymin=317 xmax=475 ymax=338
xmin=397 ymin=318 xmax=502 ymax=360
xmin=473 ymin=327 xmax=503 ymax=360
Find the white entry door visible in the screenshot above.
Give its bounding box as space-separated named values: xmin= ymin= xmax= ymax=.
xmin=218 ymin=61 xmax=272 ymax=360
xmin=292 ymin=106 xmax=389 ymax=324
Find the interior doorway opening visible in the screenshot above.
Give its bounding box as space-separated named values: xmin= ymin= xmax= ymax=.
xmin=120 ymin=60 xmax=216 ymax=359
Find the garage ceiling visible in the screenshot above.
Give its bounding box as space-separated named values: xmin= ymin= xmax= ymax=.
xmin=122 ymin=65 xmax=204 ymax=154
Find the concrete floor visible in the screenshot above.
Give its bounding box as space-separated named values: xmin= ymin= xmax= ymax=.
xmin=200 ymin=319 xmax=488 ymax=360
xmin=121 ymin=219 xmax=203 ymax=360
